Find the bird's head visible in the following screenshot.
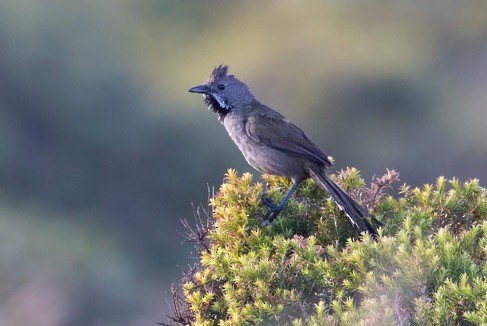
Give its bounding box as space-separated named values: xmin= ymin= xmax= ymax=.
xmin=189 ymin=65 xmax=255 ymax=121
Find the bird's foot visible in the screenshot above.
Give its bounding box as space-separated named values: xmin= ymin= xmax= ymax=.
xmin=260 ymin=194 xmax=279 ymax=226
xmin=260 ymin=219 xmax=273 ymax=227
xmin=261 ymin=207 xmax=282 ymax=226
xmin=260 ymin=193 xmax=278 ymax=209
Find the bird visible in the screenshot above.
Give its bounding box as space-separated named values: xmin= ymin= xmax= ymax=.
xmin=189 ymin=65 xmax=380 ymax=236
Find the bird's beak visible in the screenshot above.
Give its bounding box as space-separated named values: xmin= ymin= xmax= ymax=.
xmin=188 ymin=84 xmax=212 ymax=94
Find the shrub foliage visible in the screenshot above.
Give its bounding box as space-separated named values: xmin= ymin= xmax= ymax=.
xmin=164 ymin=169 xmax=487 ymax=325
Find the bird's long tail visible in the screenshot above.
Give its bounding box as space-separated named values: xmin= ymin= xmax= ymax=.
xmin=308 ymin=168 xmax=378 ymax=236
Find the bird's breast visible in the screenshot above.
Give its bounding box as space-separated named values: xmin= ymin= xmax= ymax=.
xmin=223 ymin=114 xmax=257 ymax=164
xmin=222 ymin=112 xmax=299 ymax=177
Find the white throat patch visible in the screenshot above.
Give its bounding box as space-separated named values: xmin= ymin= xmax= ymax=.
xmin=211 ymin=94 xmax=230 ymax=110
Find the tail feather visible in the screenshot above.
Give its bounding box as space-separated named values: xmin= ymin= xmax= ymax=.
xmin=308 ymin=168 xmax=377 ymax=236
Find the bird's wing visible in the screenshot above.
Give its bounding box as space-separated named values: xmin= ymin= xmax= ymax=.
xmin=245 ymin=109 xmax=332 ymax=167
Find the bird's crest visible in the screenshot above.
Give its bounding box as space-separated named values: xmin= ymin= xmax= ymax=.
xmin=207 ymin=65 xmax=232 ymax=83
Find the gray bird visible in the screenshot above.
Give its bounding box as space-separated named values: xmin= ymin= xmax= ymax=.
xmin=189 ymin=65 xmax=379 ymax=236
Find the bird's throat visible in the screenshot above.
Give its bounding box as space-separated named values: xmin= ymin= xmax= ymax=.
xmin=204 ymin=94 xmax=230 ymax=122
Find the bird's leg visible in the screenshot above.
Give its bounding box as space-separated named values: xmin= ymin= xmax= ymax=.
xmin=262 ymin=182 xmax=299 ymax=225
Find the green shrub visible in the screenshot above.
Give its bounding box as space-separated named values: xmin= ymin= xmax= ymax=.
xmin=163 ymin=169 xmax=487 ymax=325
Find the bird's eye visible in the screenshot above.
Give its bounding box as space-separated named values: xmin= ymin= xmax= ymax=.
xmin=217 ymin=83 xmax=226 ymax=91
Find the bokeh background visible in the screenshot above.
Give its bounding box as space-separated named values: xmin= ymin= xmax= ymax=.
xmin=1 ymin=1 xmax=486 ymax=325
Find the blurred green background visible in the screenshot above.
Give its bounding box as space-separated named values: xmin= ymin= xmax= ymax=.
xmin=1 ymin=1 xmax=486 ymax=325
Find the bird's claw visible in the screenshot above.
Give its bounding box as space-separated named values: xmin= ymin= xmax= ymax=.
xmin=261 ymin=207 xmax=281 ymax=226
xmin=260 ymin=219 xmax=272 ymax=227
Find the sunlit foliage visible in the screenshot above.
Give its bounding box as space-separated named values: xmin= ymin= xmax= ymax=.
xmin=165 ymin=169 xmax=487 ymax=325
